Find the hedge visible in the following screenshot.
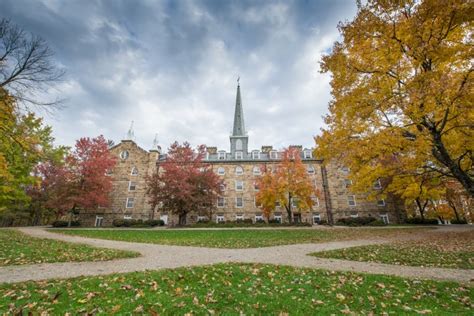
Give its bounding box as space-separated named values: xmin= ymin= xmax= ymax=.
xmin=404 ymin=217 xmax=439 ymax=225
xmin=51 ymin=220 xmax=81 ymax=228
xmin=112 ymin=219 xmax=165 ymax=227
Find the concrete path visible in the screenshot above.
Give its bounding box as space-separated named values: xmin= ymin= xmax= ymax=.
xmin=0 ymin=226 xmax=472 ymax=284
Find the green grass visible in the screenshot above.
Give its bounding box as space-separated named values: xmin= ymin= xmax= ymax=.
xmin=1 ymin=263 xmax=472 ymax=315
xmin=312 ymin=231 xmax=474 ymax=269
xmin=51 ymin=228 xmax=423 ymax=249
xmin=0 ymin=229 xmax=139 ymax=266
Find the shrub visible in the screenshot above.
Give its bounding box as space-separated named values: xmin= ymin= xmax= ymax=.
xmin=404 ymin=217 xmax=438 ymax=225
xmin=268 ymin=219 xmax=281 ymax=224
xmin=336 ymin=217 xmax=377 ymax=226
xmin=316 ymin=219 xmax=328 ymax=225
xmin=367 ymin=219 xmax=387 ymax=226
xmin=451 ymin=219 xmax=467 ymax=225
xmin=52 ymin=220 xmax=80 ymax=228
xmin=144 ymin=219 xmax=165 ymax=227
xmin=112 ymin=219 xmax=125 ymax=227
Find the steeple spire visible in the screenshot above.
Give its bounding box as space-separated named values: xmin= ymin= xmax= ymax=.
xmin=232 ymin=78 xmax=246 ymax=136
xmin=126 ymin=121 xmax=135 ymax=140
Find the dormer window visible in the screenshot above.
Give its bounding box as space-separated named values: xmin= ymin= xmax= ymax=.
xmin=270 ymin=150 xmax=278 ymax=159
xmin=252 ymin=151 xmax=260 ymax=159
xmin=235 ymin=166 xmax=244 ymax=175
xmin=205 ymin=152 xmax=209 ymax=160
xmin=131 ymin=166 xmax=139 ymax=176
xmin=307 ymin=165 xmax=315 ymax=174
xmin=235 ymin=151 xmax=243 ymax=159
xmin=341 ymin=166 xmax=350 ymax=174
xmin=218 ymin=151 xmax=226 ymax=160
xmin=304 ymin=150 xmax=312 ymax=159
xmin=374 ymin=179 xmax=382 ymax=189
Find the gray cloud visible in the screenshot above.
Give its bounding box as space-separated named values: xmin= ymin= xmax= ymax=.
xmin=2 ymin=0 xmax=357 ymax=151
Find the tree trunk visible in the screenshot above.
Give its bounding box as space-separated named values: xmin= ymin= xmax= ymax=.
xmin=415 ymin=198 xmax=426 ymax=221
xmin=286 ymin=193 xmax=293 ymax=224
xmin=429 ymin=127 xmax=474 ymax=197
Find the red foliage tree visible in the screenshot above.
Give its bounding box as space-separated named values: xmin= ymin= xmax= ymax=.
xmin=146 ymin=142 xmax=222 ymax=225
xmin=68 ymin=135 xmax=116 ymax=224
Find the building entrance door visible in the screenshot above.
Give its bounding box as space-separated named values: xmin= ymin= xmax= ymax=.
xmin=95 ymin=216 xmax=103 ymax=227
xmin=160 ymin=214 xmax=168 ymax=225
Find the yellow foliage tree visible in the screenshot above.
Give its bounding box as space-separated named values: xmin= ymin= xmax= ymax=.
xmin=315 ymin=0 xmax=474 ymax=205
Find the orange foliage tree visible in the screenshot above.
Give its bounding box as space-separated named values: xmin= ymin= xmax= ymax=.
xmin=256 ymin=147 xmax=319 ymax=223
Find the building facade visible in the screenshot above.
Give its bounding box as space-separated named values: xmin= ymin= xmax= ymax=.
xmin=81 ymin=84 xmax=405 ymax=227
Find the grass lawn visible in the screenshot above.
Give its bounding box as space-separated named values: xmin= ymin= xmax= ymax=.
xmin=51 ymin=227 xmax=424 ymax=249
xmin=312 ymin=230 xmax=474 ymax=269
xmin=1 ymin=263 xmax=472 ymax=315
xmin=0 ymin=229 xmax=139 ymax=266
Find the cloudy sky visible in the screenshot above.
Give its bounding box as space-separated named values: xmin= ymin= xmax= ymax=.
xmin=3 ymin=0 xmax=357 ymax=151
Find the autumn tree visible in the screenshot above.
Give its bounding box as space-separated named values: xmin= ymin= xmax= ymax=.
xmin=315 ymin=0 xmax=474 ymax=203
xmin=67 ymin=136 xmax=116 ymax=226
xmin=145 ymin=142 xmax=222 ymax=226
xmin=256 ymin=147 xmax=318 ymax=223
xmin=0 ymin=88 xmax=62 ymax=214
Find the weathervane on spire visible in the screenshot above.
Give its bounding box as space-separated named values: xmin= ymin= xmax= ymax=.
xmin=152 ymin=133 xmax=159 ymax=148
xmin=237 ymin=75 xmax=240 ymax=86
xmin=126 ymin=120 xmax=135 ymax=140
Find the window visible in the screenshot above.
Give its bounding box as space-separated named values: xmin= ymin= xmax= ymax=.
xmin=216 ymin=214 xmax=225 ymax=223
xmin=344 ymin=179 xmax=352 ymax=187
xmin=252 ymin=151 xmax=260 ymax=159
xmin=218 ymin=151 xmax=226 ymax=160
xmin=350 ymin=212 xmax=359 ymax=218
xmin=219 ymin=183 xmax=226 ymax=192
xmin=380 ymin=214 xmax=389 ymax=224
xmin=270 ymin=150 xmax=278 ymax=159
xmin=291 ymin=199 xmax=298 ymax=208
xmin=312 ymin=213 xmax=321 ymax=224
xmin=304 ymin=150 xmax=312 ymax=159
xmin=341 ymin=166 xmax=350 ymax=174
xmin=235 ymin=181 xmax=244 ymax=191
xmin=235 ymin=151 xmax=243 ymax=159
xmin=273 ymin=213 xmax=282 ymax=223
xmin=205 ymin=152 xmax=209 ymax=160
xmin=236 ymin=139 xmax=243 ymax=151
xmin=235 ymin=166 xmax=244 ymax=175
xmin=275 ymin=201 xmax=281 ymax=208
xmin=197 ymin=215 xmax=207 ymax=222
xmin=255 ymin=213 xmax=264 ymax=222
xmin=374 ymin=179 xmax=382 ymax=189
xmin=131 ymin=166 xmax=139 ymax=175
xmin=377 ymin=199 xmax=386 ymax=206
xmin=312 ymin=196 xmax=319 ymax=207
xmin=128 ymin=181 xmax=136 ymax=191
xmin=307 ymin=165 xmax=315 ymax=174
xmin=120 ymin=150 xmax=129 ymax=160
xmin=217 ymin=197 xmax=225 ymax=208
xmin=217 ymin=167 xmax=225 ymax=175
xmin=347 ymin=195 xmax=356 ymax=207
xmin=126 ymin=197 xmax=134 ymax=208
xmin=124 ymin=214 xmax=132 ymax=220
xmin=235 ymin=214 xmax=244 ymax=221
xmin=253 ymin=166 xmax=261 ymax=175
xmin=236 ymin=197 xmax=244 ymax=208
xmin=254 ymin=182 xmax=260 ymax=191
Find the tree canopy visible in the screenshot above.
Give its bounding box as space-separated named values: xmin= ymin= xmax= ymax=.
xmin=316 ymin=0 xmax=473 ymax=203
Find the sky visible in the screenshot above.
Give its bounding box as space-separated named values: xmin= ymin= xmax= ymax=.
xmin=2 ymin=0 xmax=358 ymax=151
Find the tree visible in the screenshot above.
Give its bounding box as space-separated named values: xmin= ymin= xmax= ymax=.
xmin=67 ymin=136 xmax=116 ymax=226
xmin=0 ymin=18 xmax=64 ymax=107
xmin=0 ymin=88 xmax=60 ymax=213
xmin=315 ymin=0 xmax=473 ymax=201
xmin=145 ymin=142 xmax=222 ymax=226
xmin=256 ymin=147 xmax=318 ymax=223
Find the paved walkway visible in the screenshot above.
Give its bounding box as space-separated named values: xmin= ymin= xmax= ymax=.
xmin=0 ymin=227 xmax=472 ymax=284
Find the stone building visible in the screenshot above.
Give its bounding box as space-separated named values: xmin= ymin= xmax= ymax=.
xmin=82 ymin=83 xmax=405 ymax=226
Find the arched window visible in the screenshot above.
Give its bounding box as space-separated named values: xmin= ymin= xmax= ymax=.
xmin=120 ymin=150 xmax=129 ymax=160
xmin=236 ymin=139 xmax=243 ymax=151
xmin=253 ymin=166 xmax=261 ymax=175
xmin=235 ymin=166 xmax=244 ymax=175
xmin=217 ymin=167 xmax=225 ymax=175
xmin=131 ymin=166 xmax=139 ymax=175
